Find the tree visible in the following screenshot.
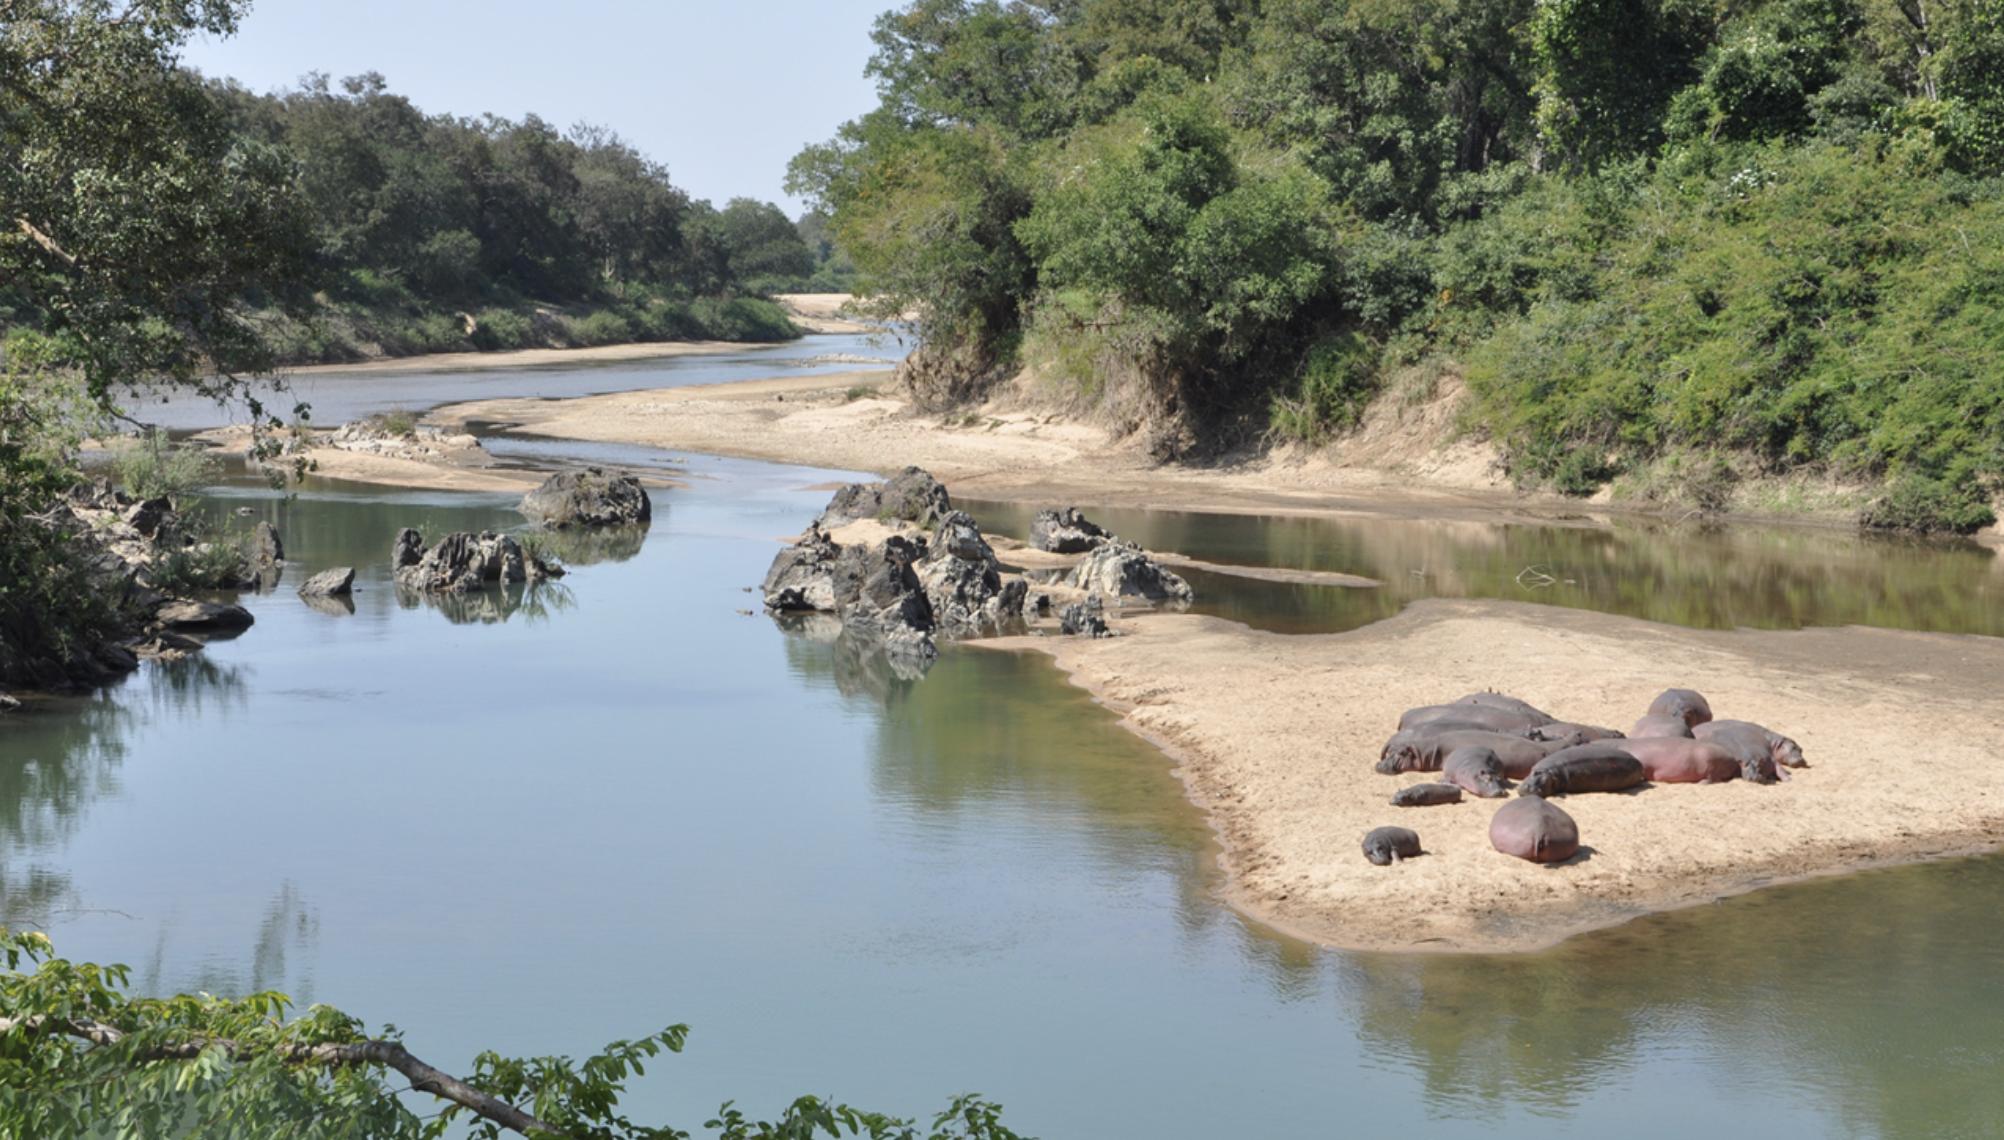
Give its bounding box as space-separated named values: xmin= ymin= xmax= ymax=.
xmin=0 ymin=931 xmax=1030 ymax=1140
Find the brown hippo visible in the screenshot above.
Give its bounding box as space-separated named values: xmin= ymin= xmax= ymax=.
xmin=1693 ymin=720 xmax=1801 ymax=783
xmin=1629 ymin=713 xmax=1696 ymax=739
xmin=1391 ymin=782 xmax=1464 ymax=807
xmin=1363 ymin=826 xmax=1423 ymax=865
xmin=1695 ymin=719 xmax=1807 ymax=767
xmin=1379 ymin=730 xmax=1586 ymax=778
xmin=1517 ymin=744 xmax=1646 ymax=798
xmin=1607 ymin=736 xmax=1739 ymax=783
xmin=1647 ymin=688 xmax=1714 ymax=728
xmin=1529 ymin=721 xmax=1626 ymax=743
xmin=1490 ymin=796 xmax=1580 ymax=863
xmin=1454 ymin=692 xmax=1554 ymax=720
xmin=1441 ymin=745 xmax=1511 ymax=799
xmin=1398 ymin=703 xmax=1552 ymax=732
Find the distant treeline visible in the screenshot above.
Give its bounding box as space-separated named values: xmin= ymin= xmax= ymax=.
xmin=792 ymin=0 xmax=2004 ymax=529
xmin=205 ymin=72 xmax=856 ymax=361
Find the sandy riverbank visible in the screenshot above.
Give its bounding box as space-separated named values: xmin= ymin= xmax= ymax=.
xmin=238 ymin=364 xmax=2004 ymax=952
xmin=286 ymin=339 xmax=751 ymax=377
xmin=979 ymin=600 xmax=2004 ymax=953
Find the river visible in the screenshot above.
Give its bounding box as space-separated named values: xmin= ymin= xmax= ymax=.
xmin=3 ymin=342 xmax=2000 ymax=1138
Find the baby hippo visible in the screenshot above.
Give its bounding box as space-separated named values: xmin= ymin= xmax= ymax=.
xmin=1441 ymin=745 xmax=1511 ymax=799
xmin=1363 ymin=826 xmax=1423 ymax=865
xmin=1391 ymin=783 xmax=1464 ymax=807
xmin=1608 ymin=736 xmax=1739 ymax=783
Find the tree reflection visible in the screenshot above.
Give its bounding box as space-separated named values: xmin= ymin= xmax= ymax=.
xmin=138 ymin=881 xmax=321 ymax=1004
xmin=0 ymin=692 xmax=130 ymax=930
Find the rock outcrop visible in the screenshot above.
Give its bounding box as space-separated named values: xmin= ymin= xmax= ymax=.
xmin=519 ymin=467 xmax=652 ymax=528
xmin=1065 ymin=543 xmax=1193 ymax=604
xmin=915 ymin=510 xmax=1024 ymax=631
xmin=762 ymin=522 xmax=844 ymax=612
xmin=392 ymin=529 xmax=556 ymax=595
xmin=1030 ymin=507 xmax=1112 ymax=553
xmin=818 ymin=466 xmax=953 ymax=528
xmin=1060 ymin=595 xmax=1112 ymax=638
xmin=299 ymin=567 xmax=355 ymax=597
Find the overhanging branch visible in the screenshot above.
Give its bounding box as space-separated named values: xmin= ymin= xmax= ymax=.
xmin=0 ymin=1014 xmax=566 ymax=1137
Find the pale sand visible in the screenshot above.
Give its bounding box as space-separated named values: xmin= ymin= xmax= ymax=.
xmin=979 ymin=600 xmax=2004 ymax=953
xmin=772 ymin=293 xmax=886 ymax=334
xmin=284 ymin=340 xmax=748 ymax=377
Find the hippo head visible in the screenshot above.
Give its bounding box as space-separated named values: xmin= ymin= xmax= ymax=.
xmin=1772 ymin=735 xmax=1806 ymax=768
xmin=1374 ymin=744 xmax=1426 ymax=776
xmin=1363 ymin=839 xmax=1398 ymax=866
xmin=1471 ymin=772 xmax=1511 ymax=799
xmin=1517 ymin=772 xmax=1555 ymax=799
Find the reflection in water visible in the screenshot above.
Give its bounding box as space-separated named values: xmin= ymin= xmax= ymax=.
xmin=0 ymin=693 xmax=131 ymax=929
xmin=775 ymin=613 xmax=930 ymax=705
xmin=532 ymin=523 xmax=649 ymax=567
xmin=142 ymin=882 xmax=322 ymax=1004
xmin=394 ymin=578 xmax=577 ymax=625
xmin=968 ymin=502 xmax=2004 ymax=636
xmin=1341 ymin=855 xmax=2004 ymax=1138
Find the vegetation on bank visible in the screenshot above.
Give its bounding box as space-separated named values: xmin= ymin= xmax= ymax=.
xmin=792 ymin=0 xmax=2004 ymax=530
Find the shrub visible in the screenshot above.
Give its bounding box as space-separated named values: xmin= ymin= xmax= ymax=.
xmin=1860 ymin=474 xmax=1997 ymax=534
xmin=111 ymin=430 xmax=221 ymax=502
xmin=1268 ymin=332 xmax=1381 ymax=443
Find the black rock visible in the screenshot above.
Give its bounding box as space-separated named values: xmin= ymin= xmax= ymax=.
xmin=519 ymin=467 xmax=652 ymax=528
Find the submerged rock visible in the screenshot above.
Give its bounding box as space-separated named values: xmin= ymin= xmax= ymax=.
xmin=519 ymin=467 xmax=652 ymax=528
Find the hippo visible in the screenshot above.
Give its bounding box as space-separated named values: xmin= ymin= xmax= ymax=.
xmin=1489 ymin=796 xmax=1580 ymax=863
xmin=1391 ymin=782 xmax=1464 ymax=807
xmin=1382 ymin=719 xmax=1535 ymax=760
xmin=1607 ymin=736 xmax=1739 ymax=783
xmin=1629 ymin=713 xmax=1696 ymax=739
xmin=1693 ymin=720 xmax=1800 ymax=783
xmin=1378 ymin=730 xmax=1587 ymax=778
xmin=1695 ymin=719 xmax=1807 ymax=767
xmin=1647 ymin=688 xmax=1714 ymax=729
xmin=1398 ymin=703 xmax=1552 ymax=732
xmin=1529 ymin=721 xmax=1626 ymax=743
xmin=1441 ymin=745 xmax=1511 ymax=799
xmin=1363 ymin=826 xmax=1423 ymax=865
xmin=1453 ymin=692 xmax=1554 ymax=720
xmin=1517 ymin=744 xmax=1646 ymax=798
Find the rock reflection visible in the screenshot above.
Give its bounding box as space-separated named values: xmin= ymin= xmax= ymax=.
xmin=394 ymin=579 xmax=576 ymax=624
xmin=527 ymin=523 xmax=649 ymax=567
xmin=773 ymin=612 xmax=929 ymax=705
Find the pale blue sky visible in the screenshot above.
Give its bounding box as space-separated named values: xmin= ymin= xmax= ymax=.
xmin=179 ymin=0 xmax=896 ymax=213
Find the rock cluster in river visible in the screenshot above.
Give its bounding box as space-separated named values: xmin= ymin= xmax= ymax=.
xmin=1030 ymin=507 xmax=1112 ymax=554
xmin=762 ymin=470 xmax=1190 ymax=664
xmin=1 ymin=479 xmax=264 ymax=697
xmin=518 ymin=467 xmax=652 ymax=528
xmin=391 ymin=528 xmax=562 ymax=595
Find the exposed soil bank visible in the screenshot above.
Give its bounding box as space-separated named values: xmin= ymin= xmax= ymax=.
xmin=979 ymin=599 xmax=2004 ymax=953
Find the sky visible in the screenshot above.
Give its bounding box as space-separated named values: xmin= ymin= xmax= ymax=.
xmin=177 ymin=0 xmax=897 ymax=214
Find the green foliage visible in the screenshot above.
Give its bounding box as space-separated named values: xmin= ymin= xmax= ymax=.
xmin=1269 ymin=332 xmax=1381 ymax=441
xmin=1860 ymin=473 xmax=1997 ymax=533
xmin=0 ymin=932 xmax=1032 ymax=1140
xmin=110 ymin=430 xmax=222 ymax=503
xmin=147 ymin=533 xmax=252 ymax=594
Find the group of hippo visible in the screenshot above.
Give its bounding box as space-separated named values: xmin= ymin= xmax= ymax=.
xmin=1360 ymin=689 xmax=1807 ymax=866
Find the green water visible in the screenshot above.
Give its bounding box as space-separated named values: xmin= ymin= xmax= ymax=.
xmin=968 ymin=499 xmax=2004 ymax=636
xmin=2 ymin=455 xmax=2001 ymax=1137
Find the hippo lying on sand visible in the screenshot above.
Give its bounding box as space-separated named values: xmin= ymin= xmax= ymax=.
xmin=1517 ymin=744 xmax=1646 ymax=798
xmin=1363 ymin=826 xmax=1423 ymax=865
xmin=1629 ymin=713 xmax=1695 ymax=739
xmin=1379 ymin=730 xmax=1585 ymax=778
xmin=1391 ymin=783 xmax=1464 ymax=807
xmin=1693 ymin=720 xmax=1801 ymax=783
xmin=1453 ymin=692 xmax=1553 ymax=720
xmin=1608 ymin=736 xmax=1739 ymax=783
xmin=1441 ymin=745 xmax=1511 ymax=799
xmin=1647 ymin=688 xmax=1714 ymax=729
xmin=1490 ymin=796 xmax=1580 ymax=863
xmin=1399 ymin=703 xmax=1552 ymax=732
xmin=1529 ymin=721 xmax=1625 ymax=743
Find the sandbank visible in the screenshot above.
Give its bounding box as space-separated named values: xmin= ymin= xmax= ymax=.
xmin=979 ymin=599 xmax=2004 ymax=953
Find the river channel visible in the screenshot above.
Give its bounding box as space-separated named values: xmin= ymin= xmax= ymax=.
xmin=3 ymin=343 xmax=2000 ymax=1138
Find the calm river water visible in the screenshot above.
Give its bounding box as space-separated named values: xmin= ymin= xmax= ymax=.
xmin=4 ymin=346 xmax=2001 ymax=1138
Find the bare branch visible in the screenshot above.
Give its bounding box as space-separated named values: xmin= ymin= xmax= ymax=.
xmin=0 ymin=1015 xmax=568 ymax=1137
xmin=16 ymin=218 xmax=78 ymax=266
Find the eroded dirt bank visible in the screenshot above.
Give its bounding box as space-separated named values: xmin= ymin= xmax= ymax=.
xmin=980 ymin=599 xmax=2004 ymax=953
